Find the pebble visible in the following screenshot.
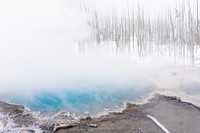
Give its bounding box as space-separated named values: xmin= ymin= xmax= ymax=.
xmin=89 ymin=124 xmax=98 ymax=128
xmin=20 ymin=130 xmax=35 ymax=133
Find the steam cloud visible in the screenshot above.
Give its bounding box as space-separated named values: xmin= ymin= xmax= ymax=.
xmin=0 ymin=0 xmax=200 ymax=108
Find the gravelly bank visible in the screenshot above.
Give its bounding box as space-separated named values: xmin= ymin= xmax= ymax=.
xmin=1 ymin=95 xmax=200 ymax=133
xmin=57 ymin=95 xmax=200 ymax=133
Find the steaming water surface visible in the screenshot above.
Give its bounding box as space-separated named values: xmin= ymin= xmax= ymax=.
xmin=0 ymin=0 xmax=200 ymax=118
xmin=0 ymin=84 xmax=154 ymax=115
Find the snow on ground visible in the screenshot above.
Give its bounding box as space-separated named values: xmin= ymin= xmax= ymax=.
xmin=147 ymin=115 xmax=171 ymax=133
xmin=0 ymin=111 xmax=42 ymax=133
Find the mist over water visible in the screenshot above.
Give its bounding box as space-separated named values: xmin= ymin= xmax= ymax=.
xmin=0 ymin=0 xmax=200 ymax=115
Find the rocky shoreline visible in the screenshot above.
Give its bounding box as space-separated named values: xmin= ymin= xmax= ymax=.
xmin=1 ymin=94 xmax=200 ymax=133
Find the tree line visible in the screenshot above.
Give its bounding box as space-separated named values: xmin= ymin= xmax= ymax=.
xmin=80 ymin=0 xmax=200 ymax=65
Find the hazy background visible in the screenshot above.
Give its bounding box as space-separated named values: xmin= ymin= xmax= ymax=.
xmin=0 ymin=0 xmax=200 ymax=109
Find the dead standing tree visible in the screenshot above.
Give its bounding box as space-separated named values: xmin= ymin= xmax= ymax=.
xmin=83 ymin=0 xmax=200 ymax=65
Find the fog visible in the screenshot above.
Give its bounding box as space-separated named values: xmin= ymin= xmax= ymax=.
xmin=0 ymin=0 xmax=200 ymax=112
xmin=0 ymin=0 xmax=88 ymax=91
xmin=83 ymin=0 xmax=197 ymax=16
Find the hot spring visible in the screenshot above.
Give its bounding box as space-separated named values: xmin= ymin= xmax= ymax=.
xmin=0 ymin=76 xmax=155 ymax=115
xmin=0 ymin=64 xmax=200 ymax=117
xmin=0 ymin=0 xmax=200 ymax=118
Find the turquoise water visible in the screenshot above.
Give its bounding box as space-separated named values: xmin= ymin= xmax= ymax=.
xmin=0 ymin=85 xmax=153 ymax=115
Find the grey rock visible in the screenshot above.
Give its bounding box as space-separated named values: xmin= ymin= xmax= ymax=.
xmin=20 ymin=130 xmax=35 ymax=133
xmin=89 ymin=124 xmax=97 ymax=128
